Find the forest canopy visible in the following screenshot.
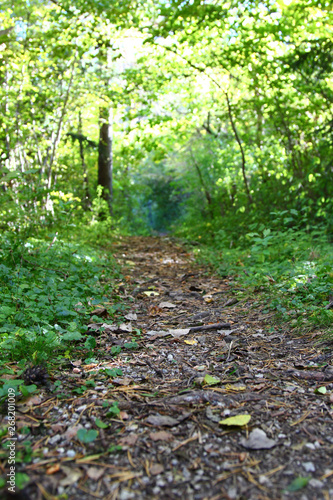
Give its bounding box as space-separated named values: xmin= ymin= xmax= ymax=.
xmin=1 ymin=0 xmax=333 ymax=238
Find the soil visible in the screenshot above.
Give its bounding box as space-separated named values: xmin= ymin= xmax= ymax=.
xmin=2 ymin=236 xmax=333 ymax=500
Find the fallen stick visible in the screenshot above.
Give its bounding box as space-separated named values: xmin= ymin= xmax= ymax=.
xmin=189 ymin=323 xmax=230 ymax=332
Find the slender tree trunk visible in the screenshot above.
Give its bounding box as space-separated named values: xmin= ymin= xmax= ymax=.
xmin=189 ymin=147 xmax=214 ymax=219
xmin=225 ymin=92 xmax=253 ymax=205
xmin=98 ymin=106 xmax=113 ymax=215
xmin=78 ymin=111 xmax=91 ymax=209
xmin=47 ymin=57 xmax=76 ymax=192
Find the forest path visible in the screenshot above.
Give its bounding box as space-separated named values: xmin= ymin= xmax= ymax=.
xmin=20 ymin=237 xmax=333 ymax=500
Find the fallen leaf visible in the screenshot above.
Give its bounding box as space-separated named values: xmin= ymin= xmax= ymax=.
xmin=150 ymin=464 xmax=164 ymax=475
xmin=240 ymin=428 xmax=276 ymax=449
xmin=125 ymin=313 xmax=137 ymax=321
xmin=65 ymin=426 xmax=82 ymax=441
xmin=168 ymin=328 xmax=190 ymax=338
xmin=46 ymin=464 xmax=60 ymax=475
xmin=286 ymin=476 xmax=310 ymax=492
xmin=143 ymin=291 xmax=159 ymax=297
xmin=149 ymin=431 xmax=174 ymax=442
xmin=224 ymin=298 xmax=239 ymax=307
xmin=219 ymin=414 xmax=251 ymax=426
xmin=87 ymin=467 xmax=105 ymax=480
xmin=184 ymin=339 xmax=198 ymax=345
xmin=146 ymin=414 xmax=180 ymax=427
xmin=203 ymin=374 xmax=220 ymax=386
xmin=159 ymin=302 xmax=177 ymax=309
xmin=314 ymin=386 xmax=327 ymax=394
xmin=119 ymin=323 xmax=132 ymax=332
xmin=90 ymin=307 xmax=107 ymax=316
xmin=118 ymin=434 xmax=138 ymax=446
xmin=59 ymin=466 xmax=83 ymax=486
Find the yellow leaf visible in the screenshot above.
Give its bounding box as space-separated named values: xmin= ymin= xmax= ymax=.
xmin=143 ymin=291 xmax=159 ymax=297
xmin=184 ymin=339 xmax=198 ymax=345
xmin=225 ymin=384 xmax=246 ymax=392
xmin=219 ymin=414 xmax=251 ymax=426
xmin=203 ymin=374 xmax=220 ymax=386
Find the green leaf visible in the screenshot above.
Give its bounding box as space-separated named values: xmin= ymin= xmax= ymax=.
xmin=77 ymin=428 xmax=99 ymax=443
xmin=104 ymin=368 xmax=123 ymax=377
xmin=106 ymin=402 xmax=120 ymax=417
xmin=219 ymin=414 xmax=251 ymax=426
xmin=314 ymin=386 xmax=327 ymax=394
xmin=111 ymin=346 xmax=122 ymax=356
xmin=203 ymin=374 xmax=220 ymax=386
xmin=20 ymin=384 xmax=37 ymax=397
xmin=286 ymin=477 xmax=310 ymax=492
xmin=95 ymin=418 xmax=109 ymax=429
xmin=124 ymin=341 xmax=138 ymax=350
xmin=15 ymin=472 xmax=30 ymax=489
xmin=84 ymin=336 xmax=96 ymax=349
xmin=63 ymin=331 xmax=83 ymax=341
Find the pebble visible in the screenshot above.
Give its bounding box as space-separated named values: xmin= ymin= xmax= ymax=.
xmin=49 ymin=434 xmax=61 ymax=445
xmin=67 ymin=450 xmax=76 ymax=457
xmin=167 ymin=354 xmax=174 ymax=361
xmin=309 ymin=479 xmax=324 ymax=488
xmin=227 ymin=487 xmax=238 ymax=499
xmin=305 ymin=443 xmax=315 ymax=450
xmin=119 ymin=489 xmax=135 ymax=500
xmin=57 ymin=447 xmax=65 ymax=454
xmin=152 ymin=487 xmax=161 ymax=495
xmin=76 ymin=405 xmax=87 ymax=412
xmin=303 ymin=462 xmax=315 ymax=472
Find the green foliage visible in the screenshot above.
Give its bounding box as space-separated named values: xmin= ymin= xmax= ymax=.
xmin=198 ymin=212 xmax=333 ymax=335
xmin=77 ymin=428 xmax=99 ymax=443
xmin=0 ymin=233 xmax=121 ymax=367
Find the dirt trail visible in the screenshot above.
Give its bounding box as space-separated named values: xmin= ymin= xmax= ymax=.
xmin=8 ymin=237 xmax=333 ymax=500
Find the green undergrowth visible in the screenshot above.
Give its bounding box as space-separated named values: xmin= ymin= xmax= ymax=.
xmin=195 ymin=218 xmax=333 ymax=341
xmin=0 ymin=229 xmax=123 ymax=369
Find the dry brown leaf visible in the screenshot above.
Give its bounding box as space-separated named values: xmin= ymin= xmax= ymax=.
xmin=149 ymin=431 xmax=174 ymax=442
xmin=150 ymin=464 xmax=164 ymax=475
xmin=46 ymin=464 xmax=60 ymax=475
xmin=118 ymin=433 xmax=138 ymax=446
xmin=87 ymin=466 xmax=105 ymax=480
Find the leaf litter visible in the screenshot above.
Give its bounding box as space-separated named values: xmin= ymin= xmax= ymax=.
xmin=1 ymin=236 xmax=333 ymax=500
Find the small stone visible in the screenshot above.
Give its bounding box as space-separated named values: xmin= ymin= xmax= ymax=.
xmin=227 ymin=487 xmax=238 ymax=499
xmin=309 ymin=479 xmax=324 ymax=488
xmin=167 ymin=354 xmax=174 ymax=361
xmin=119 ymin=489 xmax=135 ymax=500
xmin=66 ymin=450 xmax=76 ymax=458
xmin=305 ymin=443 xmax=316 ymax=450
xmin=49 ymin=434 xmax=61 ymax=445
xmin=303 ymin=462 xmax=315 ymax=472
xmin=57 ymin=447 xmax=65 ymax=454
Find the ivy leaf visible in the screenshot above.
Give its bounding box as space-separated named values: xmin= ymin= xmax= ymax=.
xmin=77 ymin=428 xmax=99 ymax=443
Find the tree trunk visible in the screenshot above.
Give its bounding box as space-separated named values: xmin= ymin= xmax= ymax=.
xmin=98 ymin=106 xmax=113 ymax=215
xmin=225 ymin=92 xmax=253 ymax=205
xmin=78 ymin=111 xmax=91 ymax=210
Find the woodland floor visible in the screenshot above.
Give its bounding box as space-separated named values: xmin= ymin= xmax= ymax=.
xmin=2 ymin=236 xmax=333 ymax=500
